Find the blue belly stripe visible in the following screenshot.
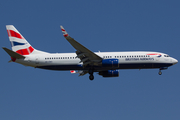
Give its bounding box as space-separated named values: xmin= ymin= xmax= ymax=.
xmin=37 ymin=63 xmax=173 ymax=71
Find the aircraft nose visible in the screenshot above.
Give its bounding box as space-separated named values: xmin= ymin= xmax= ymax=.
xmin=172 ymin=58 xmax=178 ymax=65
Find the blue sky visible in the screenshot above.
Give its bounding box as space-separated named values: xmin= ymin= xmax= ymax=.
xmin=0 ymin=0 xmax=180 ymax=120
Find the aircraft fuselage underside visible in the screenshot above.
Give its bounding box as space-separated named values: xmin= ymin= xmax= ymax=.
xmin=37 ymin=63 xmax=173 ymax=71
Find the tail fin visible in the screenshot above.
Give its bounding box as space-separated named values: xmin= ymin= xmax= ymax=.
xmin=6 ymin=25 xmax=34 ymax=55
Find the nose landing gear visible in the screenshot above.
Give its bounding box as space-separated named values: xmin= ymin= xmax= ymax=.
xmin=158 ymin=67 xmax=168 ymax=75
xmin=158 ymin=70 xmax=162 ymax=75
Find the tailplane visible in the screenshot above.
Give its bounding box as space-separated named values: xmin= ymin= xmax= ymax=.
xmin=3 ymin=25 xmax=49 ymax=63
xmin=2 ymin=47 xmax=25 ymax=62
xmin=5 ymin=25 xmax=48 ymax=56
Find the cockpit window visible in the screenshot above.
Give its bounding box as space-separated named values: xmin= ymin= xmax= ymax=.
xmin=164 ymin=55 xmax=170 ymax=57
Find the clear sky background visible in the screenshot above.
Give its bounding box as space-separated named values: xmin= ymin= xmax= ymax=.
xmin=0 ymin=0 xmax=180 ymax=120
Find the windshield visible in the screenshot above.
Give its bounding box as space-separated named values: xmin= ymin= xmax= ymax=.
xmin=164 ymin=55 xmax=170 ymax=57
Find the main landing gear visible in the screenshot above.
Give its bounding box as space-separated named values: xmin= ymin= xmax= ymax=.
xmin=89 ymin=69 xmax=94 ymax=80
xmin=89 ymin=74 xmax=94 ymax=80
xmin=158 ymin=67 xmax=168 ymax=75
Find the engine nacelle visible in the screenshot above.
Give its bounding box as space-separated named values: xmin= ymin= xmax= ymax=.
xmin=102 ymin=59 xmax=119 ymax=68
xmin=99 ymin=70 xmax=119 ymax=77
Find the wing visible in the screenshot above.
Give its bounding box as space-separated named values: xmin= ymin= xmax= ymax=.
xmin=60 ymin=26 xmax=102 ymax=67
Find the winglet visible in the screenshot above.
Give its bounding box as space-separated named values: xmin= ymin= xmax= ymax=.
xmin=60 ymin=26 xmax=69 ymax=37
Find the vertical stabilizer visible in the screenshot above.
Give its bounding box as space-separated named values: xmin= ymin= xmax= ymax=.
xmin=6 ymin=25 xmax=34 ymax=55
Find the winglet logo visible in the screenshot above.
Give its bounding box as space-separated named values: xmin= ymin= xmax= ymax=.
xmin=60 ymin=26 xmax=69 ymax=37
xmin=147 ymin=53 xmax=162 ymax=57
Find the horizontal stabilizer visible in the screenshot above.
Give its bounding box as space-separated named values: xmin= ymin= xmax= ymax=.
xmin=2 ymin=47 xmax=25 ymax=59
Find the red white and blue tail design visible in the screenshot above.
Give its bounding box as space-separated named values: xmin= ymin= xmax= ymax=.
xmin=6 ymin=25 xmax=34 ymax=55
xmin=60 ymin=26 xmax=69 ymax=37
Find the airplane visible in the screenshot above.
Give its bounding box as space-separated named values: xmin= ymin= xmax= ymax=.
xmin=3 ymin=25 xmax=178 ymax=80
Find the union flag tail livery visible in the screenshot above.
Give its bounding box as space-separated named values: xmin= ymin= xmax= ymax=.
xmin=2 ymin=25 xmax=178 ymax=80
xmin=6 ymin=25 xmax=34 ymax=55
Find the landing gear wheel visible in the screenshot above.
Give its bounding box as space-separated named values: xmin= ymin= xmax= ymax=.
xmin=89 ymin=75 xmax=94 ymax=80
xmin=89 ymin=69 xmax=94 ymax=80
xmin=158 ymin=71 xmax=162 ymax=75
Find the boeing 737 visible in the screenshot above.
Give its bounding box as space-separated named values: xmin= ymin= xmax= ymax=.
xmin=3 ymin=25 xmax=178 ymax=80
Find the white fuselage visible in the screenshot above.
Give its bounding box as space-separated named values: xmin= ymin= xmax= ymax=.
xmin=15 ymin=51 xmax=178 ymax=71
xmin=4 ymin=25 xmax=178 ymax=80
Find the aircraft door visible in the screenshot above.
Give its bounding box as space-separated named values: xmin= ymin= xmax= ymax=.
xmin=155 ymin=56 xmax=160 ymax=61
xmin=35 ymin=56 xmax=39 ymax=64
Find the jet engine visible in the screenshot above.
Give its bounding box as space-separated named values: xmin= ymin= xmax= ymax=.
xmin=102 ymin=59 xmax=119 ymax=68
